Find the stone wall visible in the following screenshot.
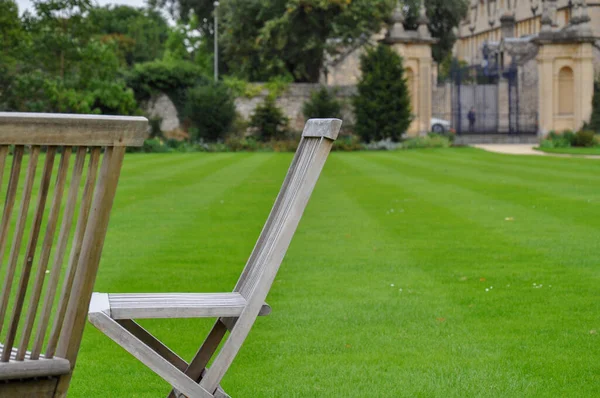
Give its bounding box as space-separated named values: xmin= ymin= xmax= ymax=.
xmin=145 ymin=84 xmax=358 ymax=136
xmin=235 ymin=84 xmax=357 ymax=132
xmin=144 ymin=93 xmax=180 ymax=133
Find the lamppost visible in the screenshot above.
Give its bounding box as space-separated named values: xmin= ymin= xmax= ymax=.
xmin=214 ymin=1 xmax=220 ymax=82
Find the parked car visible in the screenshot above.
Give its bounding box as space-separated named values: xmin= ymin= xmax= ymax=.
xmin=430 ymin=118 xmax=452 ymax=133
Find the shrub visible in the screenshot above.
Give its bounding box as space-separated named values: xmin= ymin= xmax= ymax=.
xmin=148 ymin=117 xmax=163 ymax=139
xmin=402 ymin=134 xmax=452 ymax=149
xmin=332 ymin=135 xmax=364 ymax=151
xmin=229 ymin=113 xmax=250 ymax=138
xmin=184 ymin=83 xmax=236 ymax=142
xmin=142 ymin=138 xmax=171 ymax=153
xmin=223 ymin=77 xmax=263 ymax=98
xmin=542 ymin=130 xmax=574 ymax=148
xmin=364 ymin=138 xmax=401 ymax=151
xmin=303 ymin=87 xmax=342 ymax=120
xmin=574 ymin=130 xmax=596 ymax=147
xmin=249 ymin=97 xmax=290 ymax=142
xmin=126 ymin=59 xmax=209 ymax=113
xmin=562 ymin=130 xmax=576 ymax=146
xmin=270 ymin=139 xmax=299 ymax=152
xmin=224 ymin=136 xmax=265 ymax=152
xmin=353 ymin=44 xmax=412 ymax=142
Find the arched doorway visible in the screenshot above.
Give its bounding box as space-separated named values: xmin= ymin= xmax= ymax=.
xmin=405 ymin=67 xmax=416 ymax=116
xmin=558 ymin=66 xmax=574 ymax=116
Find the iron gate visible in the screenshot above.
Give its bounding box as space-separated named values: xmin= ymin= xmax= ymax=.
xmin=450 ymin=62 xmax=538 ymax=135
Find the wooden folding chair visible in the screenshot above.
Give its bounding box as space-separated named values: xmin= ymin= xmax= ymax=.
xmin=0 ymin=112 xmax=147 ymax=397
xmin=88 ymin=118 xmax=342 ymax=398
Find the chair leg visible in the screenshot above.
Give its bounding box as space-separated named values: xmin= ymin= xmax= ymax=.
xmin=172 ymin=379 xmax=230 ymax=398
xmin=117 ymin=319 xmax=187 ymax=372
xmin=167 ymin=320 xmax=228 ymax=398
xmin=214 ymin=385 xmax=231 ymax=398
xmin=89 ymin=311 xmax=213 ymax=398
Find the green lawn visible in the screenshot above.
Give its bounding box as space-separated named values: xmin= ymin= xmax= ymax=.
xmin=535 ymin=146 xmax=600 ymax=156
xmin=69 ymin=148 xmax=600 ymax=397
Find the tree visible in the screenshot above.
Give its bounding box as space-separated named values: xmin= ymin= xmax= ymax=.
xmin=156 ymin=0 xmax=394 ymax=83
xmin=5 ymin=0 xmax=137 ymax=114
xmin=303 ymin=87 xmax=342 ymax=119
xmin=7 ymin=39 xmax=137 ymax=115
xmin=149 ymin=0 xmax=215 ymax=38
xmin=0 ymin=0 xmax=26 ymax=109
xmin=589 ymin=79 xmax=600 ymax=133
xmin=224 ymin=0 xmax=394 ymax=82
xmin=0 ymin=0 xmax=24 ymax=61
xmin=88 ymin=5 xmax=170 ymax=65
xmin=184 ymin=83 xmax=236 ymax=141
xmin=353 ymin=44 xmax=412 ymax=142
xmin=23 ymin=0 xmax=95 ymax=79
xmin=403 ymin=0 xmax=469 ymax=63
xmin=250 ymin=97 xmax=290 ymax=141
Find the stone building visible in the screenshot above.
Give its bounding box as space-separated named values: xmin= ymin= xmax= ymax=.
xmin=455 ymin=0 xmax=600 ymax=71
xmin=323 ymin=0 xmax=599 ymax=136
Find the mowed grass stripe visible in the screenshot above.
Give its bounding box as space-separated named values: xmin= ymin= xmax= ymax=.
xmin=99 ymin=153 xmax=271 ymax=291
xmin=407 ymin=148 xmax=600 ymax=198
xmin=114 ymin=153 xmax=241 ymax=205
xmin=336 ymin=153 xmax=600 ymax=396
xmin=368 ymin=151 xmax=600 ymax=265
xmin=330 ymin=155 xmax=554 ymax=395
xmin=118 ymin=152 xmax=207 ymax=174
xmin=421 ymin=147 xmax=600 ymax=183
xmin=66 ymin=151 xmax=600 ymax=398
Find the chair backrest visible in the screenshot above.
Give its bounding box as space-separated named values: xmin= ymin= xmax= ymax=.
xmin=235 ymin=119 xmax=342 ymax=303
xmin=0 ymin=113 xmax=146 ymax=368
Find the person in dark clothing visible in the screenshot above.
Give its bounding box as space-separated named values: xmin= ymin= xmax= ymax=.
xmin=468 ymin=107 xmax=476 ymax=133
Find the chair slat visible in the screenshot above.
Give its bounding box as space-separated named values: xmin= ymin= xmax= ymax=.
xmin=0 ymin=146 xmax=9 ymax=190
xmin=56 ymin=147 xmax=126 ymax=364
xmin=0 ymin=147 xmax=40 ymax=350
xmin=0 ymin=147 xmax=24 ymax=269
xmin=17 ymin=148 xmax=72 ymax=360
xmin=1 ymin=147 xmax=56 ymax=362
xmin=45 ymin=147 xmax=101 ymax=358
xmin=0 ymin=113 xmax=148 ymax=147
xmin=31 ymin=147 xmax=86 ymax=359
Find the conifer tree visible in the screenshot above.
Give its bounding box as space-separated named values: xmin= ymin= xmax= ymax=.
xmin=353 ymin=45 xmax=412 ymax=142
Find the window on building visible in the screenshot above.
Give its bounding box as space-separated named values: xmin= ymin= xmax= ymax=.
xmin=558 ymin=66 xmax=574 ymax=115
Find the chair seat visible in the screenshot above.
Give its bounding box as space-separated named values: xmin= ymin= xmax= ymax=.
xmin=104 ymin=293 xmax=271 ymax=320
xmin=0 ymin=344 xmax=70 ymax=381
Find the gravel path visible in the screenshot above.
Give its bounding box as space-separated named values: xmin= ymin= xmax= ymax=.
xmin=473 ymin=144 xmax=600 ymax=159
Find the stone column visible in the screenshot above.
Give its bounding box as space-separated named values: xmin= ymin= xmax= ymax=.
xmin=535 ymin=8 xmax=595 ymax=135
xmin=382 ymin=1 xmax=437 ymax=136
xmin=536 ymin=48 xmax=555 ymax=134
xmin=497 ymin=78 xmax=510 ymax=133
xmin=574 ymin=42 xmax=595 ymax=130
xmin=500 ymin=12 xmax=516 ymax=39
